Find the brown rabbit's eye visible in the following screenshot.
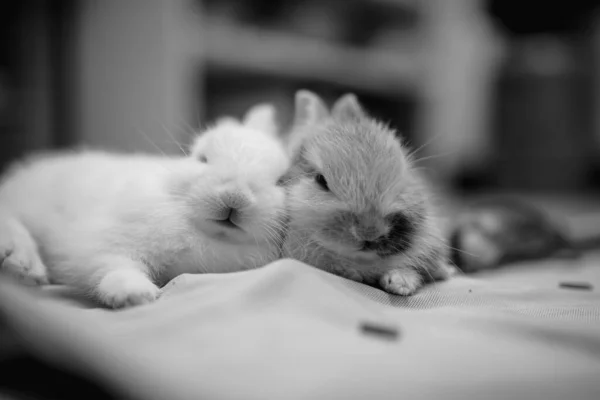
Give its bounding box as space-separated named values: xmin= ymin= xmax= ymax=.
xmin=315 ymin=174 xmax=329 ymax=191
xmin=198 ymin=154 xmax=207 ymax=163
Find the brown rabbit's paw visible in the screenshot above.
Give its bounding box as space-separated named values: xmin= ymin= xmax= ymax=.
xmin=379 ymin=268 xmax=422 ymax=296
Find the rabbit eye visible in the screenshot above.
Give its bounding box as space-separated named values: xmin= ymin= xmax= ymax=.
xmin=315 ymin=174 xmax=329 ymax=191
xmin=198 ymin=154 xmax=208 ymax=163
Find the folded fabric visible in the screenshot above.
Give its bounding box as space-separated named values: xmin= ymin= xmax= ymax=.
xmin=0 ymin=257 xmax=599 ymax=400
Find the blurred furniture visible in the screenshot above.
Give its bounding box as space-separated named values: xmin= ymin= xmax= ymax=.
xmin=71 ymin=0 xmax=503 ymax=181
xmin=488 ymin=0 xmax=599 ymax=193
xmin=411 ymin=0 xmax=504 ymax=190
xmin=0 ymin=0 xmax=503 ymax=189
xmin=494 ymin=36 xmax=595 ymax=192
xmin=0 ymin=0 xmax=74 ymax=171
xmin=4 ymin=0 xmax=600 ymax=194
xmin=74 ymin=0 xmax=203 ymax=154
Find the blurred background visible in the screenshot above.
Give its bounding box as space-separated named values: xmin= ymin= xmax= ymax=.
xmin=2 ymin=0 xmax=600 ymax=199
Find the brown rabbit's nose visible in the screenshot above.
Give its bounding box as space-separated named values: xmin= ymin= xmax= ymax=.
xmin=352 ymin=219 xmax=389 ymax=243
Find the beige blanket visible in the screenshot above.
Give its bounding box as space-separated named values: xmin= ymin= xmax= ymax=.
xmin=0 ymin=254 xmax=599 ymax=400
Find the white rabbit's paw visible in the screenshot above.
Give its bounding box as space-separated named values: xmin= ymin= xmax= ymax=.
xmin=0 ymin=221 xmax=48 ymax=285
xmin=96 ymin=269 xmax=160 ymax=309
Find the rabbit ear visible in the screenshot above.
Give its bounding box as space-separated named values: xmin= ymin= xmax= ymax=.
xmin=331 ymin=93 xmax=366 ymax=121
xmin=293 ymin=90 xmax=329 ymax=126
xmin=215 ymin=116 xmax=240 ymax=126
xmin=285 ymin=90 xmax=328 ymax=161
xmin=242 ymin=103 xmax=278 ymax=136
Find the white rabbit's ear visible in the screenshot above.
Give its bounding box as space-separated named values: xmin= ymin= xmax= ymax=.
xmin=293 ymin=90 xmax=329 ymax=126
xmin=215 ymin=116 xmax=240 ymax=126
xmin=242 ymin=103 xmax=278 ymax=136
xmin=331 ymin=93 xmax=366 ymax=121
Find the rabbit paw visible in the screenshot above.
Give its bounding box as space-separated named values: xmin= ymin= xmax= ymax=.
xmin=379 ymin=268 xmax=422 ymax=296
xmin=0 ymin=218 xmax=48 ymax=285
xmin=96 ymin=269 xmax=160 ymax=309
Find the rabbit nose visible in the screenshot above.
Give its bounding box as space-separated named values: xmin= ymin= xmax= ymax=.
xmin=213 ymin=206 xmax=238 ymax=228
xmin=353 ymin=219 xmax=389 ymax=242
xmin=360 ymin=228 xmax=384 ymax=242
xmin=221 ymin=190 xmax=252 ymax=210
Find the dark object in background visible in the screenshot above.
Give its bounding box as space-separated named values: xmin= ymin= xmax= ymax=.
xmin=487 ymin=0 xmax=599 ymax=35
xmin=449 ymin=196 xmax=577 ymax=273
xmin=0 ymin=0 xmax=78 ymax=173
xmin=491 ymin=34 xmax=595 ymax=192
xmin=203 ymin=0 xmax=417 ymax=47
xmin=450 ymin=195 xmax=600 ymax=273
xmin=482 ymin=0 xmax=599 ymax=193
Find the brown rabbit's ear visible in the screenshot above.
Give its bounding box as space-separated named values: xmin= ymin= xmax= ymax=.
xmin=331 ymin=93 xmax=366 ymax=121
xmin=293 ymin=90 xmax=329 ymax=126
xmin=242 ymin=103 xmax=279 ymax=137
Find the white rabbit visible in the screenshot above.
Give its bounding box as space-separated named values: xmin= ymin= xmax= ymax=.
xmin=0 ymin=104 xmax=290 ymax=308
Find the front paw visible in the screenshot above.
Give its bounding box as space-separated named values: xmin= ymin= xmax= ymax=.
xmin=96 ymin=269 xmax=160 ymax=309
xmin=380 ymin=268 xmax=422 ymax=296
xmin=0 ymin=220 xmax=48 ymax=286
xmin=0 ymin=248 xmax=48 ymax=286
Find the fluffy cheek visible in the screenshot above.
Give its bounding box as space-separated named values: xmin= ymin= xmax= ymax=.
xmin=168 ymin=168 xmax=217 ymax=218
xmin=245 ymin=186 xmax=287 ymax=241
xmin=322 ymin=214 xmax=356 ymax=245
xmin=287 ymin=181 xmax=351 ymax=241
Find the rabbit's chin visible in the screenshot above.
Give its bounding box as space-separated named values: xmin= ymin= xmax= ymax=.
xmin=313 ymin=234 xmax=381 ymax=262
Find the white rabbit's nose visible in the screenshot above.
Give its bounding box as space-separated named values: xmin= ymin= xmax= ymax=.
xmin=212 ymin=206 xmax=239 ymax=229
xmin=220 ymin=190 xmax=253 ymax=210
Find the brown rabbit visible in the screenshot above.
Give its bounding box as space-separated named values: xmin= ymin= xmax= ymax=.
xmin=281 ymin=90 xmax=452 ymax=295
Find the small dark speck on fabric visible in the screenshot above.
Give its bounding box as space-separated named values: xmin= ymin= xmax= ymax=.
xmin=558 ymin=282 xmax=593 ymax=291
xmin=359 ymin=322 xmax=399 ymax=341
